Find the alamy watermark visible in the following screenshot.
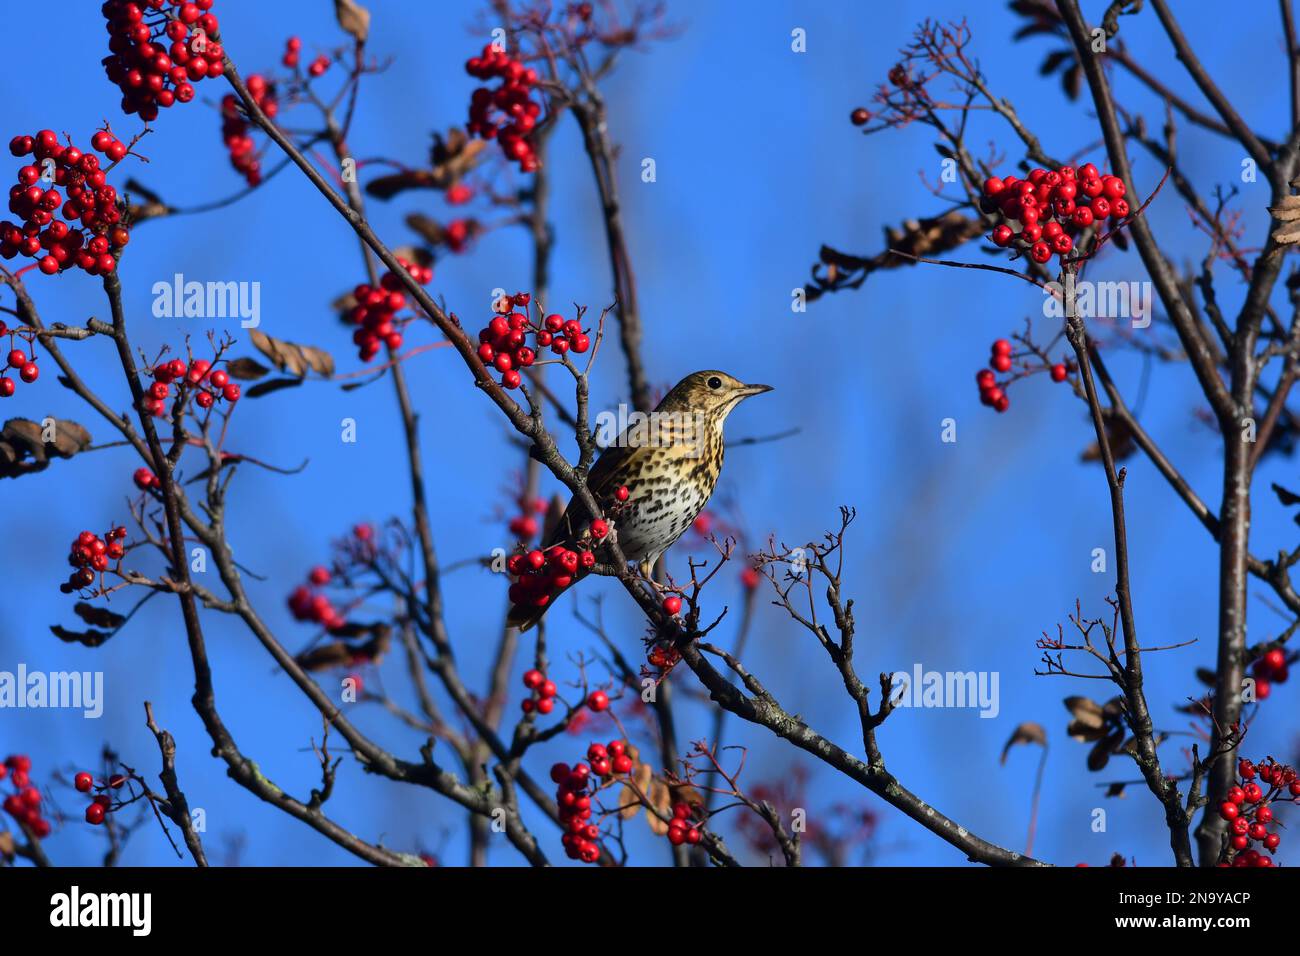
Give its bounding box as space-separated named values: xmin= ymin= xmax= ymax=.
xmin=152 ymin=273 xmax=260 ymax=328
xmin=888 ymin=663 xmax=1000 ymax=718
xmin=595 ymin=404 xmax=708 ymax=458
xmin=50 ymin=886 xmax=151 ymax=936
xmin=1043 ymin=272 xmax=1152 ymax=329
xmin=0 ymin=664 xmax=103 ymax=718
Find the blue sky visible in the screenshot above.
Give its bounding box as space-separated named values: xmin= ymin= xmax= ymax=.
xmin=1 ymin=0 xmax=1293 ymax=866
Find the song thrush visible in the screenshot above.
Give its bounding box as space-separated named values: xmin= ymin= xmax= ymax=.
xmin=507 ymin=370 xmax=772 ymax=631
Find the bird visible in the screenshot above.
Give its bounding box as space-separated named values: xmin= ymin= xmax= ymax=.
xmin=506 ymin=370 xmax=772 ymax=631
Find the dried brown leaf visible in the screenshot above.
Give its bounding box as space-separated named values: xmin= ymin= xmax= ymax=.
xmin=224 ymin=357 xmax=271 ymax=381
xmin=73 ymin=603 xmax=126 ymax=630
xmin=1000 ymin=721 xmax=1047 ymax=764
xmin=334 ymin=0 xmax=370 ymax=42
xmin=50 ymin=624 xmax=114 ymax=648
xmin=1273 ymin=220 xmax=1300 ymax=245
xmin=1064 ymin=695 xmax=1104 ymax=728
xmin=0 ymin=418 xmax=93 ymax=479
xmin=1270 ymin=195 xmax=1300 ymax=222
xmin=644 ymin=778 xmax=671 ymax=835
xmin=248 ymin=329 xmax=334 ymax=378
xmin=365 ymin=133 xmax=487 ymax=199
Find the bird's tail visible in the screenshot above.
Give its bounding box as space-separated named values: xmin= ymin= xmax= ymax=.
xmin=506 ymin=579 xmax=575 ymax=632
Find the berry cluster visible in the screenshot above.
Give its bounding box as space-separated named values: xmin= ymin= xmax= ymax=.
xmin=666 ymin=800 xmax=704 ymax=847
xmin=281 ymin=35 xmax=301 ymax=69
xmin=646 ymin=642 xmax=681 ymax=675
xmin=1250 ymin=646 xmax=1291 ymax=700
xmin=141 ymin=356 xmax=239 ymax=417
xmin=74 ymin=768 xmax=124 ymax=826
xmin=507 ymin=496 xmax=546 ymax=541
xmin=465 ymin=44 xmax=542 ymax=173
xmin=551 ymin=739 xmax=635 ymax=863
xmin=3 ymin=339 xmax=39 ymax=395
xmin=3 ymin=129 xmax=130 ymax=276
xmin=476 ymin=293 xmax=590 ymax=389
xmin=219 ymin=75 xmax=277 ymax=186
xmin=61 ymin=526 xmax=128 ymax=594
xmin=133 ymin=466 xmax=159 ymax=490
xmin=975 ymin=338 xmax=1069 ymax=414
xmin=520 ymin=667 xmax=559 ymax=715
xmin=1217 ymin=757 xmax=1299 ymax=866
xmin=347 ymin=257 xmax=432 ymax=362
xmin=287 ymin=564 xmax=348 ymax=633
xmin=507 ymin=539 xmax=600 ymax=618
xmin=101 ymin=0 xmax=223 ymax=121
xmin=983 ymin=163 xmax=1130 ymax=264
xmin=1 ymin=755 xmax=51 ymax=838
xmin=307 ymin=53 xmax=330 ymax=78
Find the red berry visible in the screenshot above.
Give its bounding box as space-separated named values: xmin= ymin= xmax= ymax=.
xmin=587 ymin=690 xmax=610 ymax=712
xmin=85 ymin=802 xmax=106 ymax=825
xmin=663 ymin=596 xmax=682 ymax=615
xmin=18 ymin=363 xmax=38 ymax=384
xmin=1220 ymin=801 xmax=1240 ymax=821
xmin=523 ymin=668 xmax=544 ymax=689
xmin=1050 ymin=363 xmax=1068 ymax=382
xmin=74 ymin=771 xmax=93 ymax=793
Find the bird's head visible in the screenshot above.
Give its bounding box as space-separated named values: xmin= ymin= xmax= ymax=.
xmin=657 ymin=370 xmax=773 ymax=421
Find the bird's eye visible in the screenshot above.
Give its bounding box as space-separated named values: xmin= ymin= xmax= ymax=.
xmin=707 ymin=376 xmax=722 ymax=390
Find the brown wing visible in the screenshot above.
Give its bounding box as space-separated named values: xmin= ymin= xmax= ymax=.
xmin=544 ymin=440 xmax=635 ymax=549
xmin=508 ymin=447 xmax=630 ymax=633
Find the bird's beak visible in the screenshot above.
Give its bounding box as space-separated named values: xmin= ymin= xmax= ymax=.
xmin=740 ymin=383 xmax=773 ymax=397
